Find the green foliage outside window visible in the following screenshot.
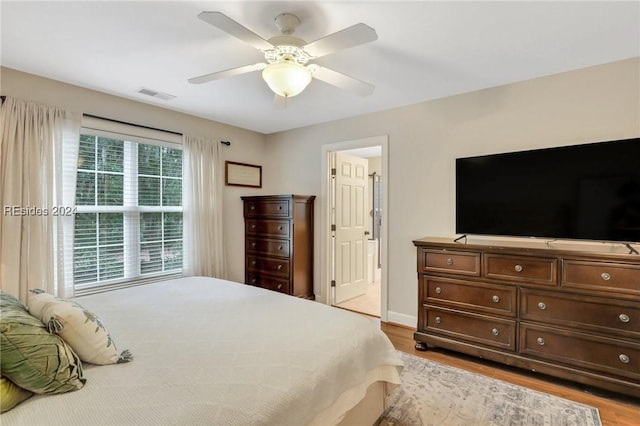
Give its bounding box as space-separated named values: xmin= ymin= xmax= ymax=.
xmin=76 ymin=136 xmax=124 ymax=206
xmin=138 ymin=145 xmax=182 ymax=206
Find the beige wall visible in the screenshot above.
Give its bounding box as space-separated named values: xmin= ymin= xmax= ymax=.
xmin=3 ymin=58 xmax=639 ymax=325
xmin=368 ymin=157 xmax=382 ymax=176
xmin=264 ymin=57 xmax=640 ymax=325
xmin=1 ymin=66 xmax=267 ymax=283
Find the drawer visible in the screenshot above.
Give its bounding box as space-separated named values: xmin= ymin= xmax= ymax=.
xmin=484 ymin=254 xmax=557 ymax=286
xmin=520 ymin=323 xmax=640 ymax=381
xmin=562 ymin=260 xmax=640 ymax=297
xmin=246 ymin=219 xmax=291 ymax=238
xmin=246 ymin=256 xmax=290 ymax=278
xmin=246 ymin=273 xmax=290 ymax=294
xmin=419 ymin=249 xmax=480 ymax=277
xmin=244 ymin=199 xmax=290 ymax=218
xmin=246 ymin=238 xmax=290 ymax=257
xmin=421 ymin=276 xmax=516 ymax=317
xmin=521 ymin=289 xmax=640 ymax=338
xmin=421 ymin=306 xmax=516 ymax=351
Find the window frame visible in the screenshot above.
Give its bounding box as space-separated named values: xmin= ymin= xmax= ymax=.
xmin=73 ymin=123 xmax=183 ymax=294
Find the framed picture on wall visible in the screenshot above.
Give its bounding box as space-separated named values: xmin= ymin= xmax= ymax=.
xmin=225 ymin=161 xmax=262 ymax=188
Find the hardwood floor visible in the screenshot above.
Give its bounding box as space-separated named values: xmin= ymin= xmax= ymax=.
xmin=380 ymin=322 xmax=640 ymax=426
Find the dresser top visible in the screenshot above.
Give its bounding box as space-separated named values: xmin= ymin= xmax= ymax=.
xmin=413 ymin=236 xmax=640 ymax=261
xmin=241 ymin=194 xmax=316 ymax=202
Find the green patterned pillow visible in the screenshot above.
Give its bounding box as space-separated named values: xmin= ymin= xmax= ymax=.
xmin=27 ymin=290 xmax=132 ymax=365
xmin=0 ymin=290 xmax=85 ymax=394
xmin=0 ymin=376 xmax=33 ymax=413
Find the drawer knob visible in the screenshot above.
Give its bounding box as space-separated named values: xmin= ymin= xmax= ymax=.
xmin=435 ymin=316 xmax=442 ymax=324
xmin=278 ymin=206 xmax=282 ymax=210
xmin=491 ymin=328 xmax=499 ymax=336
xmin=619 ymin=314 xmax=630 ymax=323
xmin=277 ymin=283 xmax=283 ymax=289
xmin=251 ymin=242 xmax=256 ymax=247
xmin=277 ymin=264 xmax=283 ymax=270
xmin=435 ymin=287 xmax=442 ymax=294
xmin=251 ymin=224 xmax=257 ymax=229
xmin=278 ymin=245 xmax=283 ymax=251
xmin=446 ymin=258 xmax=453 ymax=265
xmin=619 ymin=354 xmax=630 ymax=364
xmin=250 ymin=205 xmax=256 ymax=210
xmin=514 ymin=264 xmax=523 ymax=272
xmin=492 ymin=295 xmax=500 ymax=303
xmin=601 ymin=272 xmax=611 ymax=281
xmin=537 ymin=302 xmax=547 ymax=310
xmin=536 ymin=337 xmax=545 ymax=346
xmin=251 ymin=261 xmax=256 ymax=266
xmin=251 ymin=278 xmax=257 ymax=284
xmin=278 ymin=226 xmax=283 ymax=230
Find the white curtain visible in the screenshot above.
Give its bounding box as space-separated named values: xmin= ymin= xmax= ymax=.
xmin=182 ymin=135 xmax=227 ymax=278
xmin=0 ymin=97 xmax=80 ymax=301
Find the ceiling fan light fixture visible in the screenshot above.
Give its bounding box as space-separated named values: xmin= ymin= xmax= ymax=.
xmin=262 ymin=60 xmax=312 ymax=97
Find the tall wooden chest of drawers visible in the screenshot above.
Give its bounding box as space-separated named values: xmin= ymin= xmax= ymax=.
xmin=242 ymin=195 xmax=315 ymax=299
xmin=413 ymin=237 xmax=640 ymax=397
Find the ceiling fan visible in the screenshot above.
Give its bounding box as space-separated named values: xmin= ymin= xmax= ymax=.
xmin=188 ymin=11 xmax=378 ymax=99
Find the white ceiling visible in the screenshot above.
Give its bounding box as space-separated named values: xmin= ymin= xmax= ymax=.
xmin=2 ymin=1 xmax=638 ymax=135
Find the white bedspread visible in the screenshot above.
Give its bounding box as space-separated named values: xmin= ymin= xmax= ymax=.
xmin=2 ymin=277 xmax=402 ymax=425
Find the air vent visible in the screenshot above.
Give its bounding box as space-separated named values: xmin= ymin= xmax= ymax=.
xmin=137 ymin=88 xmax=176 ymax=101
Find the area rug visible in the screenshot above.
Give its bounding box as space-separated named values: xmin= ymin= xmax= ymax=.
xmin=376 ymin=351 xmax=602 ymax=426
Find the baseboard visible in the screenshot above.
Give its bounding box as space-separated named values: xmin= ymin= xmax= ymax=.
xmin=386 ymin=311 xmax=416 ymax=328
xmin=383 ymin=321 xmax=416 ymax=331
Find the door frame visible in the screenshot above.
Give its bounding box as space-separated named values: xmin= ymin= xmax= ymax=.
xmin=320 ymin=135 xmax=389 ymax=321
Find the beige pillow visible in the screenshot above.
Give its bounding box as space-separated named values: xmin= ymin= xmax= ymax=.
xmin=27 ymin=290 xmax=132 ymax=365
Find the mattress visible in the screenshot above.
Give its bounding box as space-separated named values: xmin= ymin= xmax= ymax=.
xmin=2 ymin=277 xmax=402 ymax=425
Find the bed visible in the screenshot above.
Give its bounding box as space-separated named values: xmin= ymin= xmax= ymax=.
xmin=2 ymin=276 xmax=402 ymax=425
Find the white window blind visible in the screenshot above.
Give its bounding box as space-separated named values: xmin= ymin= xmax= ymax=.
xmin=73 ymin=118 xmax=183 ymax=292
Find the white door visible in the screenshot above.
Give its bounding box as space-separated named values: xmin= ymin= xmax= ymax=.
xmin=333 ymin=152 xmax=369 ymax=304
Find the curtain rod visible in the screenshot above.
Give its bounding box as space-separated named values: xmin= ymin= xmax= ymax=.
xmin=1 ymin=103 xmax=229 ymax=145
xmin=83 ymin=113 xmax=230 ymax=145
xmin=83 ymin=113 xmax=183 ymax=136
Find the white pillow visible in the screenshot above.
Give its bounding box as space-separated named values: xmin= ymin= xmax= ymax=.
xmin=27 ymin=290 xmax=132 ymax=365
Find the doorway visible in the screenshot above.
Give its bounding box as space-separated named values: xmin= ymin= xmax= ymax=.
xmin=320 ymin=136 xmax=388 ymax=321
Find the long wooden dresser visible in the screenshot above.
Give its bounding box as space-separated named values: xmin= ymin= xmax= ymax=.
xmin=242 ymin=195 xmax=315 ymax=299
xmin=413 ymin=237 xmax=640 ymax=397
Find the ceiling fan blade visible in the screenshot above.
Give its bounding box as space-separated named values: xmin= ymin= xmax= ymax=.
xmin=309 ymin=65 xmax=374 ymax=96
xmin=188 ymin=63 xmax=266 ymax=84
xmin=198 ymin=11 xmax=273 ymax=51
xmin=303 ymin=23 xmax=377 ymax=58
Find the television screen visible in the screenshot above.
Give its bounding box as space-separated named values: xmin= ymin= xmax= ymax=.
xmin=456 ymin=138 xmax=640 ymax=243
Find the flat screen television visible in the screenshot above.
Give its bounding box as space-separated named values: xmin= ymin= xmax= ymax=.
xmin=456 ymin=138 xmax=640 ymax=244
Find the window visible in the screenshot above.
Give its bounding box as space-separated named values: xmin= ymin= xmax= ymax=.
xmin=73 ymin=125 xmax=182 ymax=291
